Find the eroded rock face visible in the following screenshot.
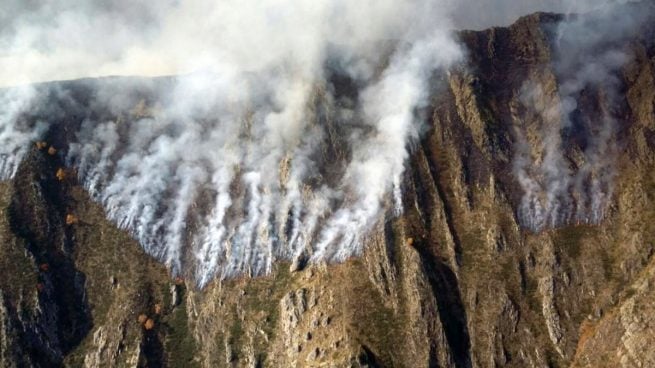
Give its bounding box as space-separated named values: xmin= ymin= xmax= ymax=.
xmin=1 ymin=5 xmax=655 ymax=368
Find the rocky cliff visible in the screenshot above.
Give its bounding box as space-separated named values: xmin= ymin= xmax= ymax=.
xmin=1 ymin=5 xmax=655 ymax=368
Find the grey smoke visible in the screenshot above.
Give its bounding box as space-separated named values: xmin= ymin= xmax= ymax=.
xmin=54 ymin=0 xmax=468 ymax=284
xmin=515 ymin=0 xmax=652 ymax=231
xmin=0 ymin=0 xmax=648 ymax=285
xmin=0 ymin=86 xmax=48 ymax=179
xmin=0 ymin=0 xmax=629 ymax=88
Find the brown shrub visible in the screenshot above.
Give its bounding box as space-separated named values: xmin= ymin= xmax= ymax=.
xmin=65 ymin=214 xmax=78 ymax=225
xmin=56 ymin=168 xmax=66 ymax=181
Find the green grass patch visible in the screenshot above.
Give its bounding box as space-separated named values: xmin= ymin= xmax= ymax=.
xmin=340 ymin=259 xmax=404 ymax=367
xmin=552 ymin=225 xmax=593 ymax=260
xmin=164 ymin=287 xmax=200 ymax=368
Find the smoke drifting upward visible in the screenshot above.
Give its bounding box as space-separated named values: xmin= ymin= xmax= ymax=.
xmin=0 ymin=0 xmax=469 ymax=286
xmin=0 ymin=0 xmax=629 ymax=88
xmin=0 ymin=87 xmax=45 ymax=179
xmin=514 ymin=1 xmax=653 ymax=232
xmin=0 ymin=0 xmax=649 ymax=284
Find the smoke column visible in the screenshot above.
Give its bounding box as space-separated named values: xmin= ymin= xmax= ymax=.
xmin=514 ymin=1 xmax=652 ymax=231
xmin=0 ymin=0 xmax=467 ymax=286
xmin=0 ymin=87 xmax=48 ymax=179
xmin=0 ymin=0 xmax=647 ymax=284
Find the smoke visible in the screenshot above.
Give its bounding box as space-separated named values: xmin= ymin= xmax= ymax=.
xmin=1 ymin=0 xmax=466 ymax=285
xmin=0 ymin=0 xmax=629 ymax=88
xmin=0 ymin=86 xmax=48 ymax=179
xmin=312 ymin=32 xmax=461 ymax=262
xmin=514 ymin=0 xmax=652 ymax=231
xmin=0 ymin=0 xmax=649 ymax=284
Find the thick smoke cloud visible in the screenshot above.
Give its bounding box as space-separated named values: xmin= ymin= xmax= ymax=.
xmin=0 ymin=0 xmax=647 ymax=285
xmin=0 ymin=87 xmax=46 ymax=179
xmin=0 ymin=0 xmax=628 ymax=87
xmin=1 ymin=0 xmax=467 ymax=285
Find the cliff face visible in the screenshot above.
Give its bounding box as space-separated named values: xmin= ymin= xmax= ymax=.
xmin=1 ymin=6 xmax=655 ymax=368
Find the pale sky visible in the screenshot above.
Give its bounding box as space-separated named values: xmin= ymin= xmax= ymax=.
xmin=0 ymin=0 xmax=626 ymax=87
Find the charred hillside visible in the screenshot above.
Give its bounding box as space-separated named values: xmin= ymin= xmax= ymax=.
xmin=2 ymin=4 xmax=655 ymax=368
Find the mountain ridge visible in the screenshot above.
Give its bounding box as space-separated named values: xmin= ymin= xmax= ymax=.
xmin=1 ymin=5 xmax=655 ymax=367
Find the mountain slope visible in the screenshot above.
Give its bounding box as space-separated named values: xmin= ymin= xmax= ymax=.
xmin=1 ymin=6 xmax=655 ymax=368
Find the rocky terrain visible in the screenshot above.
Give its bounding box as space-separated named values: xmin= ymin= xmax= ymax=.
xmin=2 ymin=5 xmax=655 ymax=368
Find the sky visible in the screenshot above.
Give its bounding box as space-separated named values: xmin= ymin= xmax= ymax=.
xmin=0 ymin=0 xmax=624 ymax=87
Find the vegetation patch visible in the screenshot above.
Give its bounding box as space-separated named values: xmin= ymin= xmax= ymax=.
xmin=163 ymin=288 xmax=200 ymax=368
xmin=340 ymin=259 xmax=403 ymax=367
xmin=552 ymin=225 xmax=594 ymax=260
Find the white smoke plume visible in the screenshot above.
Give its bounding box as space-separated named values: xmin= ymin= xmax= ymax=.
xmin=0 ymin=0 xmax=648 ymax=284
xmin=0 ymin=0 xmax=468 ymax=285
xmin=514 ymin=0 xmax=652 ymax=232
xmin=0 ymin=86 xmax=48 ymax=179
xmin=0 ymin=0 xmax=627 ymax=88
